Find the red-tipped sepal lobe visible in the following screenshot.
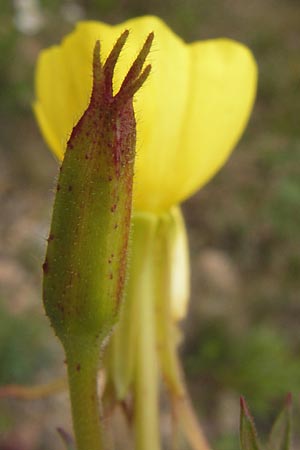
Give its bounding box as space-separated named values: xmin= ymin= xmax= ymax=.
xmin=43 ymin=32 xmax=153 ymax=347
xmin=240 ymin=395 xmax=293 ymax=450
xmin=240 ymin=397 xmax=261 ymax=450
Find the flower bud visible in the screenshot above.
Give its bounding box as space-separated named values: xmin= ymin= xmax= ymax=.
xmin=42 ymin=31 xmax=153 ymax=347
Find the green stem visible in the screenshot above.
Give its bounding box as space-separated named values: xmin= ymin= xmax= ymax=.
xmin=64 ymin=340 xmax=105 ymax=450
xmin=134 ymin=276 xmax=160 ymax=450
xmin=132 ymin=215 xmax=161 ymax=450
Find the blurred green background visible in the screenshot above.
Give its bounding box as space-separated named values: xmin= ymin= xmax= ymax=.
xmin=1 ymin=0 xmax=300 ymax=449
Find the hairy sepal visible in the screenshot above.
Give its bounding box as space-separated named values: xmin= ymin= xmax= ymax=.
xmin=43 ymin=32 xmax=153 ymax=347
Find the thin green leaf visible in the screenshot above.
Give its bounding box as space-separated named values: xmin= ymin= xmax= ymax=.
xmin=240 ymin=397 xmax=261 ymax=450
xmin=267 ymin=393 xmax=292 ymax=450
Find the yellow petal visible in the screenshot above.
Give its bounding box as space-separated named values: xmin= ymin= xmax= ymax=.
xmin=172 ymin=39 xmax=258 ymax=205
xmin=34 ymin=16 xmax=257 ymax=212
xmin=135 ymin=36 xmax=257 ymax=211
xmin=34 ymin=22 xmax=110 ymax=159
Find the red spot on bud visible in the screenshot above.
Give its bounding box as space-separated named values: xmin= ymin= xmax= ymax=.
xmin=42 ymin=259 xmax=49 ymax=274
xmin=285 ymin=392 xmax=292 ymax=408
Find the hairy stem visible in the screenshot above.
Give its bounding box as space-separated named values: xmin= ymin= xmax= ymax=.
xmin=65 ymin=340 xmax=104 ymax=450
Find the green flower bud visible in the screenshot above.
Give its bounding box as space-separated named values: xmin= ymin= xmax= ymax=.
xmin=43 ymin=31 xmax=153 ymax=348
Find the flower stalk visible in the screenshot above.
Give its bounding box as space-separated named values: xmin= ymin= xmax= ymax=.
xmin=42 ymin=32 xmax=153 ymax=450
xmin=131 ymin=215 xmax=160 ymax=450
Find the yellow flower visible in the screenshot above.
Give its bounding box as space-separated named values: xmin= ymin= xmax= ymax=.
xmin=34 ymin=15 xmax=257 ymax=214
xmin=35 ymin=16 xmax=257 ymax=450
